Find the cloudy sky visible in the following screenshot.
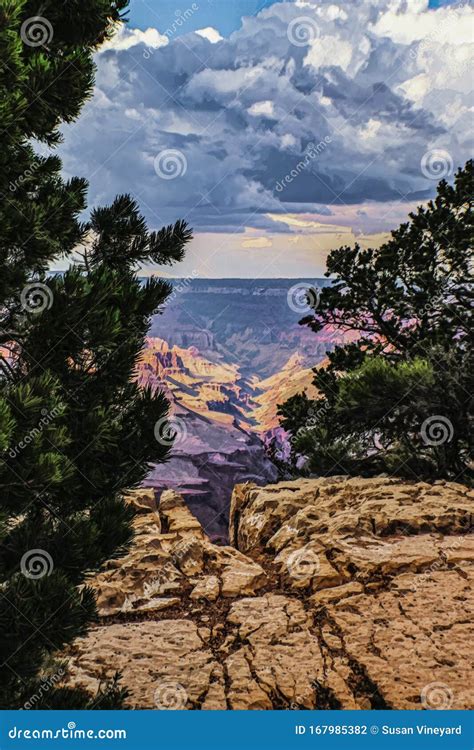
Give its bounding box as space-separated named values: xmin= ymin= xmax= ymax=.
xmin=58 ymin=0 xmax=473 ymax=278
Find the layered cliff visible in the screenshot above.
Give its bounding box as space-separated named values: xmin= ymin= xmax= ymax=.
xmin=64 ymin=477 xmax=473 ymax=710
xmin=135 ymin=337 xmax=321 ymax=539
xmin=150 ymin=279 xmax=332 ymax=380
xmin=139 ymin=280 xmax=360 ymax=537
xmin=137 ymin=338 xmax=279 ymax=539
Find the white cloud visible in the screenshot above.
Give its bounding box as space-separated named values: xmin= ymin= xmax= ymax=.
xmin=248 ymin=100 xmax=276 ymax=117
xmin=99 ymin=26 xmax=168 ymax=52
xmin=317 ymin=4 xmax=348 ymax=23
xmin=371 ymin=2 xmax=473 ymax=45
xmin=304 ymin=36 xmax=353 ymax=72
xmin=359 ymin=119 xmax=383 ymax=141
xmin=266 ymin=214 xmax=353 ymax=234
xmin=280 ymin=133 xmax=298 ymax=148
xmin=186 ymin=65 xmax=263 ymax=97
xmin=396 ymin=73 xmax=431 ymax=104
xmin=241 ymin=236 xmax=273 ymax=248
xmin=195 ymin=27 xmax=223 ymax=44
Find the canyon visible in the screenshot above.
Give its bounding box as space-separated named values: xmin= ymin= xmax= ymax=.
xmin=61 ymin=281 xmax=472 ymax=712
xmin=137 ymin=279 xmax=351 ymax=538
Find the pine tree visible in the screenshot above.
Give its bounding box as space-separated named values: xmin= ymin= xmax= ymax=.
xmin=280 ymin=162 xmax=473 ymax=483
xmin=0 ymin=1 xmax=192 ymax=708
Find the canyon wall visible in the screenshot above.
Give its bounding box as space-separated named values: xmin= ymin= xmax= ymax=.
xmin=139 ymin=279 xmax=356 ymax=537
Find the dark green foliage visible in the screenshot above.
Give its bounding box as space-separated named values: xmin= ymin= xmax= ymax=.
xmin=280 ymin=162 xmax=473 ymax=483
xmin=0 ymin=1 xmax=192 ymax=708
xmin=1 ymin=0 xmax=128 ymax=145
xmin=0 ymin=0 xmax=127 ymax=305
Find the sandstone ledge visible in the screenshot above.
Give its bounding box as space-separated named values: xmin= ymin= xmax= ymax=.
xmin=65 ymin=478 xmax=473 ymax=710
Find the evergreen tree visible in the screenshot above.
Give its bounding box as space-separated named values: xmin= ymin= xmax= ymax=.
xmin=0 ymin=1 xmax=192 ymax=708
xmin=280 ymin=162 xmax=473 ymax=483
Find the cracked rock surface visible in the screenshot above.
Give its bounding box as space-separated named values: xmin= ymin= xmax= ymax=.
xmin=65 ymin=478 xmax=473 ymax=709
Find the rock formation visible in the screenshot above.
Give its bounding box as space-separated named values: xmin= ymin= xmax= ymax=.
xmin=136 ymin=278 xmax=359 ymax=537
xmin=137 ymin=338 xmax=279 ymax=539
xmin=64 ymin=477 xmax=473 ymax=710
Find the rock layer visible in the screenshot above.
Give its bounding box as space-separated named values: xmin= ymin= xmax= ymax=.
xmin=65 ymin=478 xmax=473 ymax=710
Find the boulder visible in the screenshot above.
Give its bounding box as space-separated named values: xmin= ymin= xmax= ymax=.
xmin=64 ymin=478 xmax=473 ymax=710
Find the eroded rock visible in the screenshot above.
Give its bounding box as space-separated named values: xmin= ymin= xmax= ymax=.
xmin=65 ymin=478 xmax=473 ymax=710
xmin=87 ymin=489 xmax=267 ymax=617
xmin=66 ymin=620 xmax=225 ymax=710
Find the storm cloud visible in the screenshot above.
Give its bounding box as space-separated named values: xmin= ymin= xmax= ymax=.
xmin=59 ymin=0 xmax=473 ymax=234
